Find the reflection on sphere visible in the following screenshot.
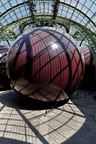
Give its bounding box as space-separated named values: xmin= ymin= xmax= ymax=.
xmin=0 ymin=44 xmax=11 ymax=90
xmin=7 ymin=27 xmax=84 ymax=102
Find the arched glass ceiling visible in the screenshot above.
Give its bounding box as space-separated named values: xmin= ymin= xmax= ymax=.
xmin=0 ymin=0 xmax=96 ymax=52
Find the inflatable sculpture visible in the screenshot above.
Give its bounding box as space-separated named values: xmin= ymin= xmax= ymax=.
xmin=79 ymin=45 xmax=95 ymax=90
xmin=0 ymin=44 xmax=11 ymax=90
xmin=7 ymin=27 xmax=84 ymax=102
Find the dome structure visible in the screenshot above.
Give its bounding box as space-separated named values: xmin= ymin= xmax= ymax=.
xmin=7 ymin=27 xmax=84 ymax=101
xmin=0 ymin=0 xmax=96 ymax=50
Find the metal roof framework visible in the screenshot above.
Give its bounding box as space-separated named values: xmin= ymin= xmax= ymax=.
xmin=0 ymin=0 xmax=96 ymax=55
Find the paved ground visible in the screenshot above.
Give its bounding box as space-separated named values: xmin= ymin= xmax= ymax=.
xmin=0 ymin=90 xmax=96 ymax=144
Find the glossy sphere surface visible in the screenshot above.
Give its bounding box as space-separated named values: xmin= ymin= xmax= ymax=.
xmin=79 ymin=45 xmax=95 ymax=90
xmin=80 ymin=45 xmax=95 ymax=77
xmin=7 ymin=27 xmax=83 ymax=101
xmin=80 ymin=45 xmax=94 ymax=66
xmin=0 ymin=44 xmax=11 ymax=90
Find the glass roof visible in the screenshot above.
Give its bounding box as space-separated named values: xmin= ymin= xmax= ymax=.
xmin=0 ymin=0 xmax=96 ymax=54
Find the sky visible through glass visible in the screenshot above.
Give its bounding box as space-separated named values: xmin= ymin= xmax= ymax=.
xmin=0 ymin=0 xmax=96 ymax=47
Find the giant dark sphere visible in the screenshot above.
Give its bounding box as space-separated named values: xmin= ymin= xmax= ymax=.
xmin=80 ymin=45 xmax=94 ymax=67
xmin=0 ymin=44 xmax=11 ymax=90
xmin=79 ymin=45 xmax=95 ymax=90
xmin=7 ymin=27 xmax=84 ymax=101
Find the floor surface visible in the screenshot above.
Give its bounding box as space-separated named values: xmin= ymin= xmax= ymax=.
xmin=0 ymin=90 xmax=96 ymax=144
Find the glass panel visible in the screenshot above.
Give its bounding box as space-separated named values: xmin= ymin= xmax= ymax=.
xmin=0 ymin=0 xmax=95 ymax=48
